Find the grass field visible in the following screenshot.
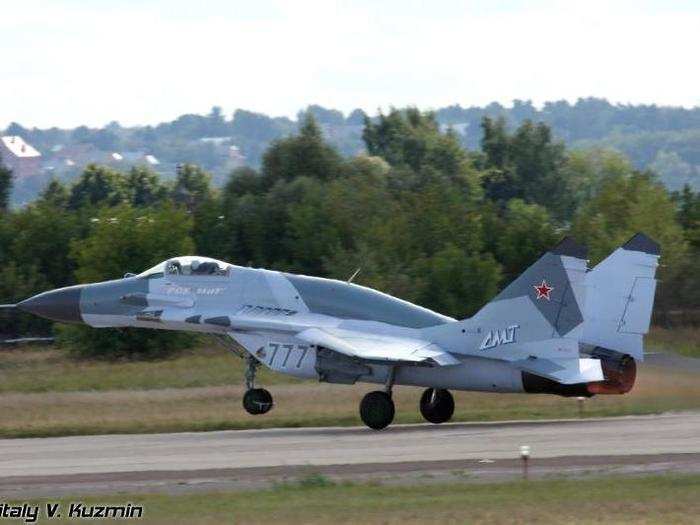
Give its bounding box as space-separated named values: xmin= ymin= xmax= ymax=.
xmin=0 ymin=327 xmax=695 ymax=393
xmin=16 ymin=474 xmax=700 ymax=524
xmin=0 ymin=328 xmax=697 ymax=438
xmin=0 ymin=345 xmax=299 ymax=393
xmin=647 ymin=327 xmax=700 ymax=358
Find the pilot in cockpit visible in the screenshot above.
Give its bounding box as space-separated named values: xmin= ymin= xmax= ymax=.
xmin=191 ymin=260 xmax=219 ymax=275
xmin=166 ymin=260 xmax=182 ymax=275
xmin=163 ymin=258 xmax=228 ymax=277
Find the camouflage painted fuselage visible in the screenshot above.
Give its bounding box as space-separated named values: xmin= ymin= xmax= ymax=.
xmin=18 ymin=234 xmax=660 ymax=397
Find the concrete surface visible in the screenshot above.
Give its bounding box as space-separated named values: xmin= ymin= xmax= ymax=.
xmin=1 ymin=412 xmax=700 ymax=497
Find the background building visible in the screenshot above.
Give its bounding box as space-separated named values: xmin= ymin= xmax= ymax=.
xmin=0 ymin=135 xmax=42 ymax=180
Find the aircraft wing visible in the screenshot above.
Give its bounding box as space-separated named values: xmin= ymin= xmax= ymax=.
xmin=296 ymin=327 xmax=461 ymax=366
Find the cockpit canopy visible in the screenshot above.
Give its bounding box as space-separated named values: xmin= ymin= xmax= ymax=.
xmin=138 ymin=256 xmax=231 ymax=279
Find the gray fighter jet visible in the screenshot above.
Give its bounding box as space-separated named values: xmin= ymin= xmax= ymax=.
xmin=7 ymin=234 xmax=660 ymax=429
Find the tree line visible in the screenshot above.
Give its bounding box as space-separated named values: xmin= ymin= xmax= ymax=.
xmin=6 ymin=98 xmax=700 ymax=208
xmin=0 ymin=110 xmax=697 ymax=358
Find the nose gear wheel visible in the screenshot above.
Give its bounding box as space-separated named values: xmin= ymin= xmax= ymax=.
xmin=243 ymin=388 xmax=273 ymax=415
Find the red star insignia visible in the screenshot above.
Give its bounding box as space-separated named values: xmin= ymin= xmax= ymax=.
xmin=534 ymin=280 xmax=554 ymax=300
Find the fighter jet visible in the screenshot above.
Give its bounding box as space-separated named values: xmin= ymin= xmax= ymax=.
xmin=6 ymin=233 xmax=660 ymax=430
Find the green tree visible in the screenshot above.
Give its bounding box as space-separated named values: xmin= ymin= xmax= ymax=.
xmin=282 ymin=178 xmax=342 ymax=275
xmin=5 ymin=201 xmax=79 ymax=287
xmin=126 ymin=166 xmax=167 ymax=207
xmin=483 ymin=199 xmax=559 ymax=281
xmin=220 ymin=189 xmax=268 ymax=266
xmin=0 ymin=155 xmax=12 ymax=212
xmin=241 ymin=157 xmax=390 ymax=275
xmin=68 ymin=164 xmax=129 ymax=210
xmin=675 ymin=185 xmax=700 ymax=248
xmin=571 ymin=172 xmax=685 ymax=264
xmin=299 ymin=105 xmax=345 ymax=126
xmin=224 ymin=166 xmax=265 ymax=197
xmin=71 ymin=203 xmax=194 ymax=281
xmin=363 ymin=108 xmax=436 ymax=171
xmin=480 ymin=117 xmax=574 ymax=221
xmin=561 ymin=148 xmax=633 ymax=208
xmin=39 ymin=179 xmax=70 ymax=208
xmin=0 ymin=261 xmax=51 ymax=337
xmin=671 ymin=185 xmax=700 ymax=317
xmin=419 ymin=245 xmax=502 ymax=318
xmin=59 ymin=203 xmax=197 ymax=359
xmin=170 ymin=164 xmax=213 ymax=213
xmin=261 ymin=114 xmax=342 ymax=187
xmin=362 ymin=108 xmax=481 ymax=196
xmin=571 ymin=171 xmax=687 ymax=321
xmin=169 ymin=164 xmax=226 ymax=259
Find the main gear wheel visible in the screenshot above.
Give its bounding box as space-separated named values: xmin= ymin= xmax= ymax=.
xmin=419 ymin=388 xmax=454 ymax=424
xmin=360 ymin=391 xmax=395 ymax=430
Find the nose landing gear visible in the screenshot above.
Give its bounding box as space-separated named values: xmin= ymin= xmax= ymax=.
xmin=243 ymin=387 xmax=273 ymax=415
xmin=242 ymin=354 xmax=273 ymax=415
xmin=419 ymin=388 xmax=454 ymax=424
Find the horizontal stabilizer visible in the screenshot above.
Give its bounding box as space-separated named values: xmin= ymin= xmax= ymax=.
xmin=296 ymin=327 xmax=460 ymax=366
xmin=516 ymin=357 xmax=604 ymax=384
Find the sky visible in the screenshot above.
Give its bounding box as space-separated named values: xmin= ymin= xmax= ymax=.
xmin=2 ymin=0 xmax=700 ymax=129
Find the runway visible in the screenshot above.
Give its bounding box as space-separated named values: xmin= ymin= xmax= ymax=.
xmin=2 ymin=412 xmax=700 ymax=497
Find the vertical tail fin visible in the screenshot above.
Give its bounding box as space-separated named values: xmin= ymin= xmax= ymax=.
xmin=424 ymin=237 xmax=588 ymax=361
xmin=583 ymin=233 xmax=660 ymax=361
xmin=475 ymin=237 xmax=588 ymax=340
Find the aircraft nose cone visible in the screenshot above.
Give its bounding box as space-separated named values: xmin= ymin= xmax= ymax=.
xmin=18 ymin=286 xmax=84 ymax=324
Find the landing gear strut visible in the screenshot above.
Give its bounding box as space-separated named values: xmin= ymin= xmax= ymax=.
xmin=360 ymin=367 xmax=396 ymax=430
xmin=419 ymin=388 xmax=454 ymax=424
xmin=242 ymin=355 xmax=273 ymax=415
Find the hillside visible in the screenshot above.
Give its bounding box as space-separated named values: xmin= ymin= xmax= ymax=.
xmin=3 ymin=98 xmax=700 ymax=206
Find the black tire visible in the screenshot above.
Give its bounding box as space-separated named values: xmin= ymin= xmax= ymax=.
xmin=243 ymin=388 xmax=273 ymax=415
xmin=359 ymin=391 xmax=395 ymax=430
xmin=419 ymin=388 xmax=454 ymax=424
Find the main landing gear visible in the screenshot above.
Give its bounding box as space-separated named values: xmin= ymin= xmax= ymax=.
xmin=419 ymin=388 xmax=454 ymax=424
xmin=359 ymin=367 xmax=396 ymax=430
xmin=358 ymin=367 xmax=456 ymax=430
xmin=360 ymin=391 xmax=395 ymax=430
xmin=242 ymin=355 xmax=273 ymax=415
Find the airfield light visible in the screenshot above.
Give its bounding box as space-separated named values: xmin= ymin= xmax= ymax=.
xmin=519 ymin=445 xmax=531 ymax=480
xmin=576 ymin=396 xmax=586 ymax=418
